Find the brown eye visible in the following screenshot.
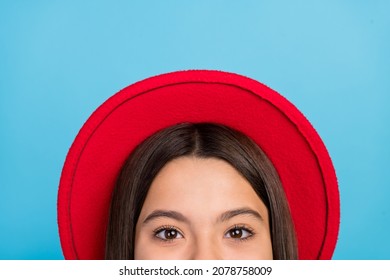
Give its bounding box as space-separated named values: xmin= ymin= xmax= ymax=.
xmin=155 ymin=227 xmax=183 ymax=241
xmin=229 ymin=228 xmax=243 ymax=238
xmin=165 ymin=229 xmax=178 ymax=239
xmin=225 ymin=226 xmax=253 ymax=239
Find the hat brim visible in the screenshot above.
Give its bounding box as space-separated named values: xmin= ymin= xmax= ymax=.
xmin=58 ymin=70 xmax=339 ymax=259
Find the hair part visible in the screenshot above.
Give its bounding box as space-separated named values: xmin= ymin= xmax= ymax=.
xmin=105 ymin=122 xmax=297 ymax=259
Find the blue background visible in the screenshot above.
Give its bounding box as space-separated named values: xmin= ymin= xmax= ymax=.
xmin=1 ymin=1 xmax=389 ymax=259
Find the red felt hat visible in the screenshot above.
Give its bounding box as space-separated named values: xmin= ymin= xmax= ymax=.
xmin=58 ymin=70 xmax=339 ymax=260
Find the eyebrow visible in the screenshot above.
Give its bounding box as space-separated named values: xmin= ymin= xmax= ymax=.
xmin=142 ymin=207 xmax=263 ymax=224
xmin=218 ymin=207 xmax=263 ymax=223
xmin=143 ymin=210 xmax=190 ymax=224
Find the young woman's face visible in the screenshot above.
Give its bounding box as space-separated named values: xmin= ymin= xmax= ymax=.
xmin=134 ymin=156 xmax=273 ymax=260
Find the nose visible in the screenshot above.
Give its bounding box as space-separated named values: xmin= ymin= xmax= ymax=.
xmin=190 ymin=239 xmax=222 ymax=260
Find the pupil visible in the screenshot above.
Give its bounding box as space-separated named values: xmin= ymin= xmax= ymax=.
xmin=165 ymin=229 xmax=177 ymax=239
xmin=231 ymin=228 xmax=242 ymax=238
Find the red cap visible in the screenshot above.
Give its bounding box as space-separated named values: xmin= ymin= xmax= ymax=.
xmin=58 ymin=70 xmax=340 ymax=259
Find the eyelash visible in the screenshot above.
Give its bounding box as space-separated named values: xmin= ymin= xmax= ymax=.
xmin=153 ymin=225 xmax=184 ymax=243
xmin=224 ymin=224 xmax=255 ymax=242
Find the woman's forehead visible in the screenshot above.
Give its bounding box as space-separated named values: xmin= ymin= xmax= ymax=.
xmin=138 ymin=156 xmax=269 ymax=222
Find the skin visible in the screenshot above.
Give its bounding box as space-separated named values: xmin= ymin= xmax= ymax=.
xmin=134 ymin=156 xmax=273 ymax=260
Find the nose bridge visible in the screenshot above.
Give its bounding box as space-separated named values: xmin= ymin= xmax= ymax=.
xmin=191 ymin=234 xmax=222 ymax=260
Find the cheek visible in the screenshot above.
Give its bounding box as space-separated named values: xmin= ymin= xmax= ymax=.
xmin=222 ymin=240 xmax=273 ymax=260
xmin=134 ymin=233 xmax=188 ymax=260
xmin=220 ymin=228 xmax=273 ymax=260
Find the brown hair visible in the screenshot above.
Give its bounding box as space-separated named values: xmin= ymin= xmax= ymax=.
xmin=105 ymin=122 xmax=297 ymax=259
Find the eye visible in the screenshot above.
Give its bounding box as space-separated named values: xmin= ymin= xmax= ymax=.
xmin=224 ymin=225 xmax=253 ymax=240
xmin=154 ymin=226 xmax=184 ymax=241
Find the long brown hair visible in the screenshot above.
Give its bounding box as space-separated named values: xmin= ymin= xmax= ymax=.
xmin=105 ymin=122 xmax=297 ymax=259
